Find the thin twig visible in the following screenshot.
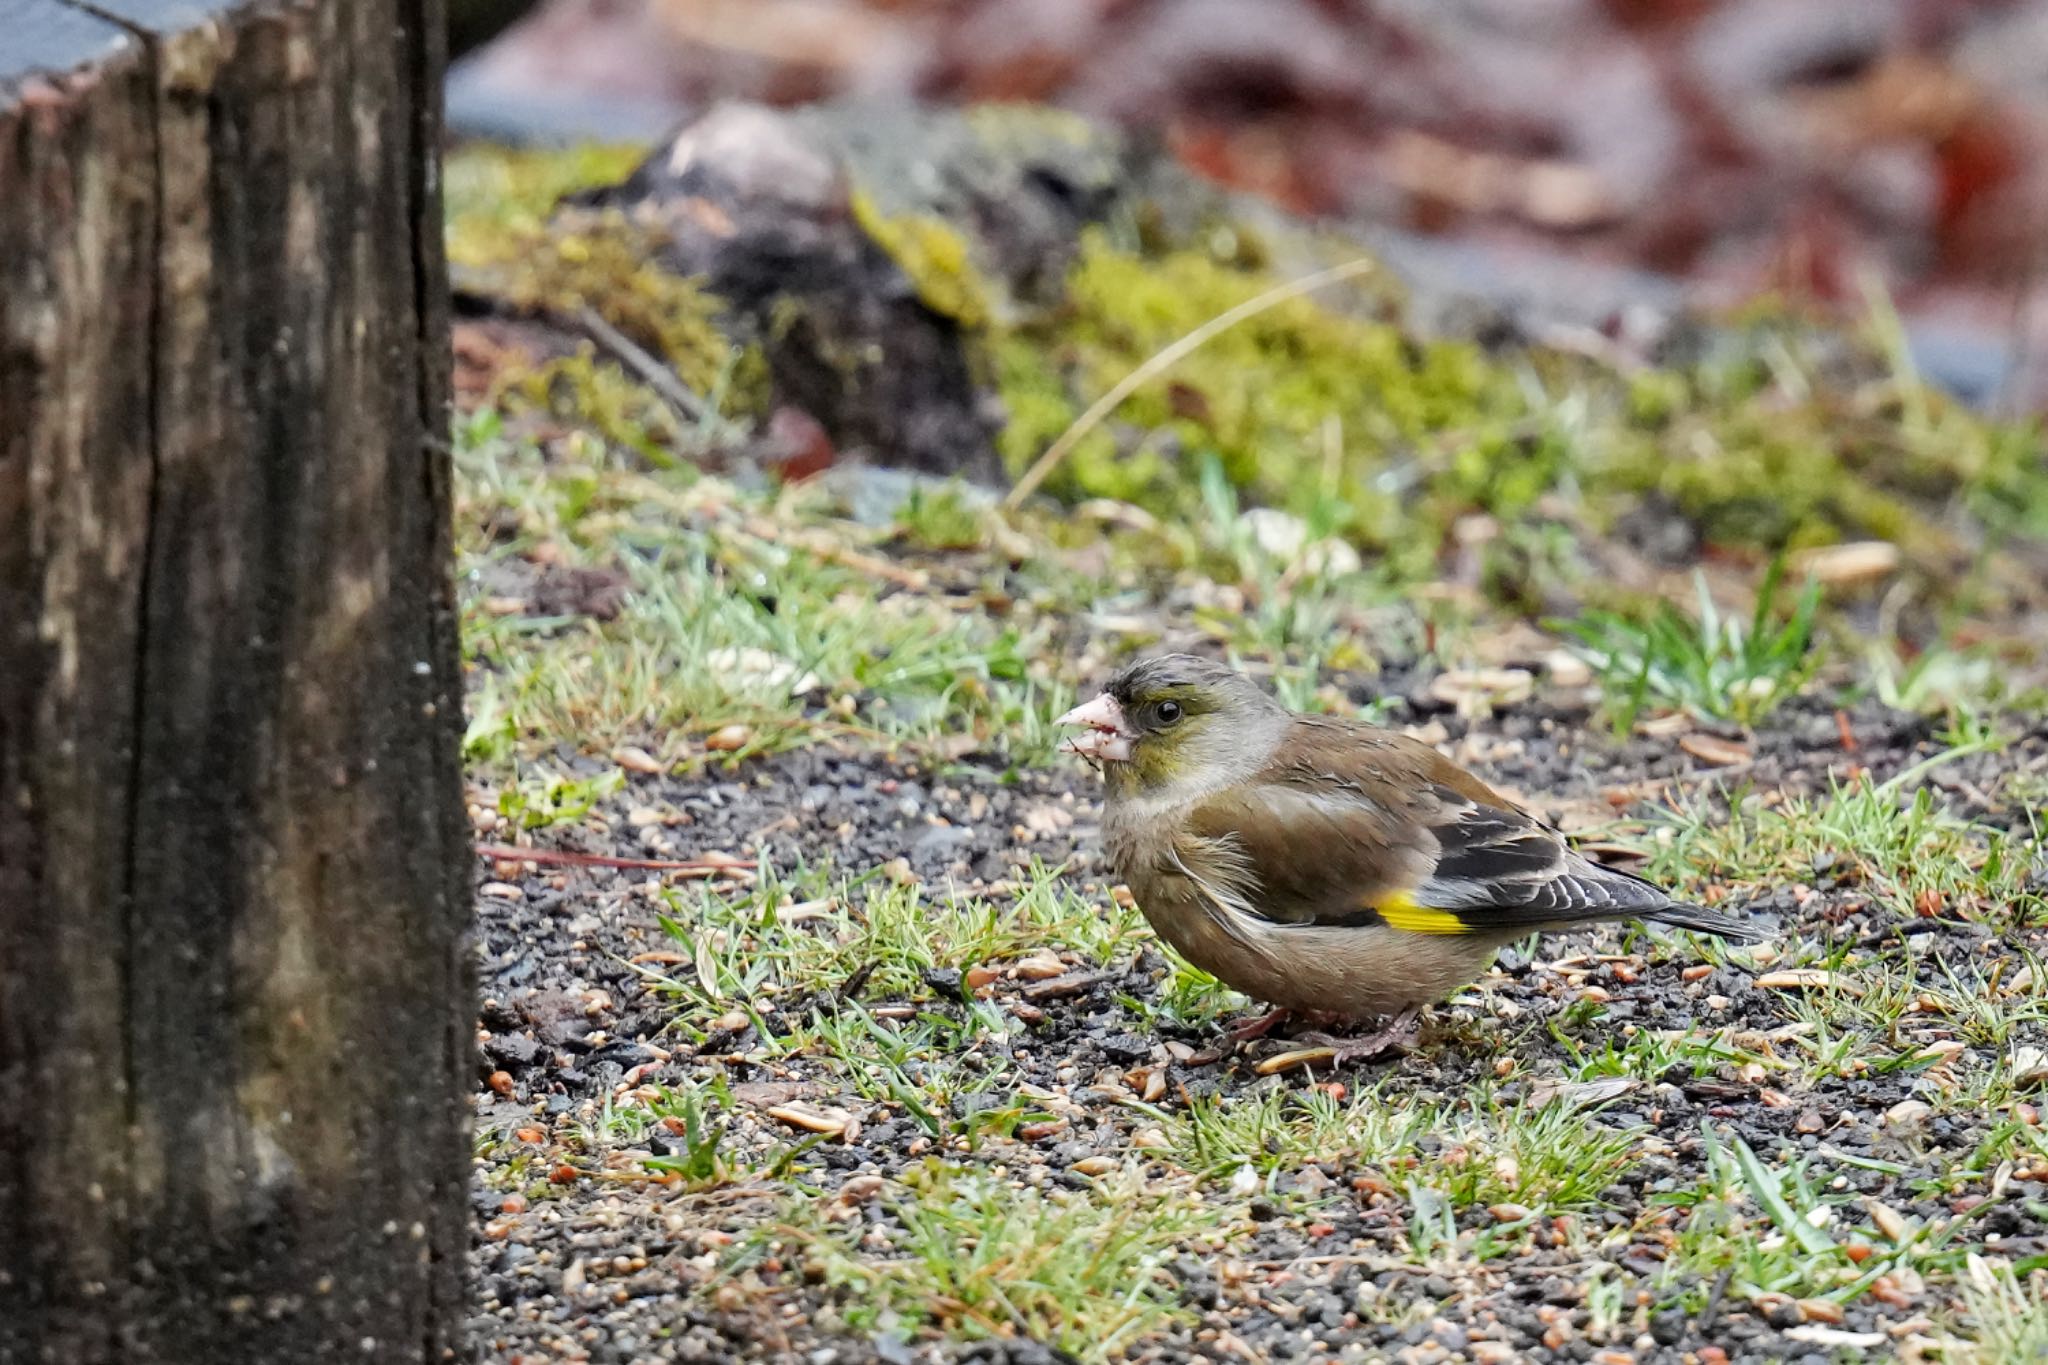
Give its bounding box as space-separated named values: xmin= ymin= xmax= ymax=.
xmin=1003 ymin=256 xmax=1379 ymax=508
xmin=737 ymin=514 xmax=930 ymax=591
xmin=574 ymin=306 xmax=709 ymax=423
xmin=475 ymin=843 xmax=755 ymax=872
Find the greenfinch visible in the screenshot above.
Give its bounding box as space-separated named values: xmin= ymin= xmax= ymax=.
xmin=1059 ymin=654 xmax=1768 ymax=1060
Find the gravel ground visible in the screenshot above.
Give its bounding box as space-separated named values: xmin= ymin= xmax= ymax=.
xmin=465 ymin=675 xmax=2048 ymax=1364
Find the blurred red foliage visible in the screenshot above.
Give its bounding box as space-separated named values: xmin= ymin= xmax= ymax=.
xmin=470 ymin=0 xmax=2048 ymax=403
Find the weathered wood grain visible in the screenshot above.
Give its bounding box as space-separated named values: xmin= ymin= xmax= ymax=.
xmin=0 ymin=2 xmax=468 ymax=1359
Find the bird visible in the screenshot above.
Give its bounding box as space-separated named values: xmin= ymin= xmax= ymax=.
xmin=1057 ymin=653 xmax=1769 ymax=1062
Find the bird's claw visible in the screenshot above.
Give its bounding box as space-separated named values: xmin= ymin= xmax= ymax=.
xmin=1292 ymin=1007 xmax=1423 ymax=1065
xmin=1224 ymin=1008 xmax=1296 ymax=1043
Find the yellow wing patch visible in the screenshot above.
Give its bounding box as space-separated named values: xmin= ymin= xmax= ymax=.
xmin=1376 ymin=890 xmax=1467 ymax=935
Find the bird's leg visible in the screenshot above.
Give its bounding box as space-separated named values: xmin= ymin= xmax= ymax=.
xmin=1296 ymin=1006 xmax=1423 ymax=1064
xmin=1224 ymin=1007 xmax=1295 ymax=1044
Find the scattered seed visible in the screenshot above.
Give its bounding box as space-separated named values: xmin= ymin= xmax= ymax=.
xmin=481 ymin=881 xmax=524 ymax=901
xmin=767 ymin=1103 xmax=854 ymax=1139
xmin=1011 ymin=951 xmax=1067 ymax=980
xmin=1868 ymin=1199 xmax=1910 ymax=1243
xmin=1679 ymin=733 xmax=1751 ymax=766
xmin=1756 ymin=969 xmax=1836 ymax=991
xmin=1426 ymin=668 xmax=1534 ymax=715
xmin=1021 ymin=972 xmax=1105 ymax=1002
xmin=613 ymin=746 xmax=664 ymax=774
xmin=704 ymin=725 xmax=751 ymax=753
xmin=1885 ymin=1099 xmax=1933 ymax=1129
xmin=487 ymin=1070 xmax=515 ymax=1096
xmin=1682 ymin=964 xmax=1714 ymax=982
xmin=1784 ymin=1326 xmax=1886 ymax=1350
xmin=1794 ymin=539 xmax=1899 ymax=586
xmin=1528 ymin=1076 xmax=1636 ymax=1109
xmin=1017 ymin=1119 xmax=1068 ymax=1142
xmin=1255 ymin=1048 xmax=1336 ymax=1076
xmin=1071 ymin=1155 xmax=1117 ymax=1177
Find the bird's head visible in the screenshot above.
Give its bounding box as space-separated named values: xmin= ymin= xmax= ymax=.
xmin=1058 ymin=654 xmax=1284 ymax=797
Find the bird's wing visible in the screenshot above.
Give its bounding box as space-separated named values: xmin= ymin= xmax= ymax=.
xmin=1182 ymin=718 xmax=1763 ymax=941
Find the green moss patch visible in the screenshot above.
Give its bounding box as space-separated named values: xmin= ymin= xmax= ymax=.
xmin=985 ymin=231 xmax=2047 ymax=584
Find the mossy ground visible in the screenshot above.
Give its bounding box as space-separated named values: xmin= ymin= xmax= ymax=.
xmin=448 ymin=138 xmax=2048 ymax=632
xmin=453 ymin=134 xmax=2048 ymax=1364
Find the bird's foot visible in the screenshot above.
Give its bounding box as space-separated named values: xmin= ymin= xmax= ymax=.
xmin=1224 ymin=1007 xmax=1296 ymax=1044
xmin=1295 ymin=1007 xmax=1423 ymax=1065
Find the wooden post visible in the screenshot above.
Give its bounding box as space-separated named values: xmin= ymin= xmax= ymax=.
xmin=0 ymin=2 xmax=470 ymax=1359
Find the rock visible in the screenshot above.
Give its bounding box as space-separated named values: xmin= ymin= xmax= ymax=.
xmin=910 ymin=823 xmax=976 ymax=859
xmin=483 ymin=1032 xmax=543 ymax=1071
xmin=920 ymin=967 xmax=965 ymax=1000
xmin=571 ymin=101 xmax=1205 ymax=483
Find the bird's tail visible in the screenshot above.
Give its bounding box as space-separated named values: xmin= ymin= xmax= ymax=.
xmin=1645 ymin=901 xmax=1773 ymax=944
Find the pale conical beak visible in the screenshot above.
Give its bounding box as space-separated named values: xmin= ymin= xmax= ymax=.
xmin=1057 ymin=693 xmax=1135 ymax=762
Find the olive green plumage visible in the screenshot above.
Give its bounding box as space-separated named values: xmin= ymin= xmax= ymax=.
xmin=1059 ymin=654 xmax=1767 ymax=1034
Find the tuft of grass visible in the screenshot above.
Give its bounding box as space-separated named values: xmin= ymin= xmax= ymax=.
xmin=456 ymin=425 xmax=1074 ymax=767
xmin=488 ymin=763 xmax=624 ymax=831
xmin=1162 ymin=1081 xmax=1641 ymax=1244
xmin=1960 ymin=1258 xmax=2048 ymax=1361
xmin=584 ymin=1078 xmax=746 ymax=1188
xmin=1559 ymin=561 xmax=1822 ymax=733
xmin=644 ymin=856 xmax=1148 ymax=1031
xmin=761 ymin=1161 xmax=1221 ymax=1359
xmin=1644 ymin=735 xmax=2044 ymax=922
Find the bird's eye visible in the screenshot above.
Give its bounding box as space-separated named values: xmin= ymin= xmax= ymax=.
xmin=1155 ymin=700 xmax=1183 ymax=724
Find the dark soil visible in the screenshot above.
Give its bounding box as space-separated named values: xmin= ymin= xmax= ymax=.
xmin=467 ymin=681 xmax=2048 ymax=1364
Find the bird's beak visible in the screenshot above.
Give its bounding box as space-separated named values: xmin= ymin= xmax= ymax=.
xmin=1057 ymin=693 xmax=1136 ymax=762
